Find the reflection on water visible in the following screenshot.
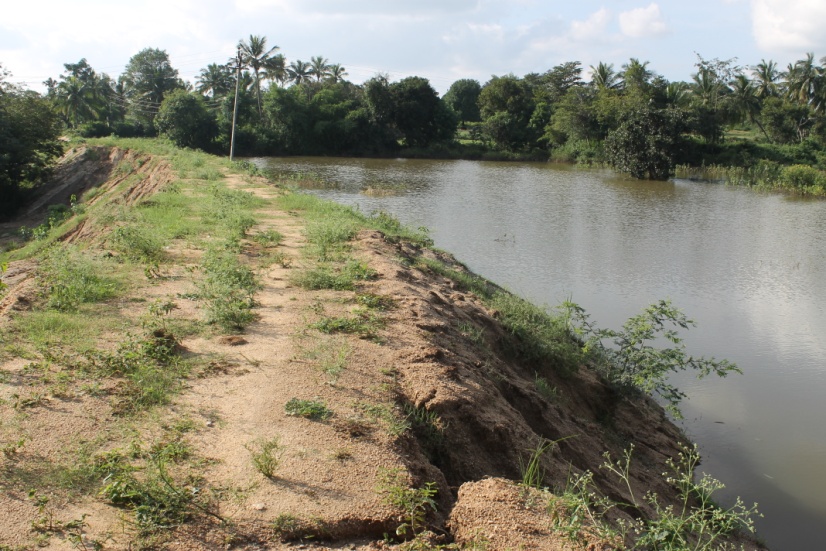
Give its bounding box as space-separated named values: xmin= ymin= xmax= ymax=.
xmin=256 ymin=156 xmax=826 ymax=550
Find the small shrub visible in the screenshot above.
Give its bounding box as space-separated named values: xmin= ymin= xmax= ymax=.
xmin=110 ymin=225 xmax=165 ymax=267
xmin=563 ymin=299 xmax=740 ymax=418
xmin=246 ymin=437 xmax=284 ymax=478
xmin=377 ymin=468 xmax=438 ymax=538
xmin=284 ymin=398 xmax=332 ymax=420
xmin=198 ymin=248 xmax=261 ymax=331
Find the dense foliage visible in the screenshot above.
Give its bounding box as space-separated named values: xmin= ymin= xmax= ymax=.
xmin=0 ymin=65 xmax=62 ymax=219
xmin=5 ymin=42 xmax=826 ymax=219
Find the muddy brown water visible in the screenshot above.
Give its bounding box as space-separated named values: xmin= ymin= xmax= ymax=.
xmin=255 ymin=156 xmax=826 ymax=550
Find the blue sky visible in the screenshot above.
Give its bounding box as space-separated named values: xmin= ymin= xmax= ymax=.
xmin=3 ymin=0 xmax=826 ymax=94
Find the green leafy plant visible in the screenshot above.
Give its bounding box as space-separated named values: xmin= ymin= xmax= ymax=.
xmin=284 ymin=398 xmax=332 ymax=420
xmin=563 ymin=299 xmax=741 ymax=418
xmin=198 ymin=247 xmax=261 ymax=331
xmin=519 ymin=438 xmax=557 ymax=489
xmin=377 ymin=468 xmax=438 ymax=538
xmin=246 ymin=436 xmax=284 ymax=478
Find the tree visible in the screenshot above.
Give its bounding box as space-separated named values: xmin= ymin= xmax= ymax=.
xmin=238 ymin=34 xmax=279 ymax=116
xmin=389 ymin=76 xmax=457 ymax=147
xmin=752 ymin=59 xmax=779 ymax=99
xmin=478 ymin=75 xmax=536 ymax=151
xmin=154 ymin=90 xmax=217 ymax=150
xmin=121 ymin=48 xmax=182 ymax=127
xmin=287 ymin=60 xmax=312 ymax=86
xmin=620 ymin=58 xmax=653 ymax=91
xmin=589 ymin=62 xmax=620 ymax=90
xmin=729 ymin=74 xmax=771 ymax=141
xmin=0 ymin=77 xmax=62 ymax=219
xmin=604 ymin=106 xmax=686 ymax=180
xmin=263 ymin=54 xmax=287 ymax=88
xmin=327 ymin=64 xmax=348 ymax=84
xmin=309 ymin=56 xmax=331 ymax=82
xmin=197 ymin=63 xmax=234 ymax=99
xmin=443 ymin=79 xmax=481 ymax=126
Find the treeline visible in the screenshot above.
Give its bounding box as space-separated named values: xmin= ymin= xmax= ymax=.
xmin=5 ymin=37 xmax=826 ymax=220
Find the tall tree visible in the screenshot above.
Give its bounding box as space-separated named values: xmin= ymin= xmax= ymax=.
xmin=443 ymin=79 xmax=481 ymax=126
xmin=620 ymin=58 xmax=653 ymax=91
xmin=238 ymin=34 xmax=279 ymax=116
xmin=730 ymin=74 xmax=771 ymax=141
xmin=287 ymin=60 xmax=312 ymax=86
xmin=0 ymin=75 xmax=62 ymax=219
xmin=309 ymin=56 xmax=331 ymax=82
xmin=752 ymin=59 xmax=779 ymax=99
xmin=197 ymin=63 xmax=234 ymax=99
xmin=263 ymin=54 xmax=287 ymax=88
xmin=121 ymin=48 xmax=182 ymax=126
xmin=327 ymin=64 xmax=348 ymax=84
xmin=590 ymin=62 xmax=620 ymax=90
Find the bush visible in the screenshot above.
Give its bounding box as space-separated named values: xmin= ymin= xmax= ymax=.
xmin=78 ymin=122 xmax=112 ymax=138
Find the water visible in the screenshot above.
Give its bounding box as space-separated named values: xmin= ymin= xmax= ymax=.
xmin=256 ymin=157 xmax=826 ymax=550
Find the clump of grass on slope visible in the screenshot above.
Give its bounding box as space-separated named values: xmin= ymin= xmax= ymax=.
xmin=38 ymin=245 xmax=120 ymax=311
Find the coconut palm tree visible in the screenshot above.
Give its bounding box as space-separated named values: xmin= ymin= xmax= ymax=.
xmin=238 ymin=34 xmax=279 ymax=115
xmin=327 ymin=64 xmax=348 ymax=84
xmin=589 ymin=62 xmax=619 ymax=90
xmin=619 ymin=58 xmax=652 ymax=90
xmin=55 ymin=76 xmax=96 ymax=127
xmin=309 ymin=56 xmax=331 ymax=82
xmin=287 ymin=60 xmax=312 ymax=85
xmin=262 ymin=54 xmax=287 ymax=88
xmin=752 ymin=59 xmax=779 ymax=99
xmin=197 ymin=63 xmax=234 ymax=99
xmin=730 ymin=74 xmax=771 ymax=141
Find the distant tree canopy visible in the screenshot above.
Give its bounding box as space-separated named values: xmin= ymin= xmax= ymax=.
xmin=18 ymin=40 xmax=826 ymax=182
xmin=0 ymin=65 xmax=62 ymax=219
xmin=155 ymin=90 xmax=217 ymax=150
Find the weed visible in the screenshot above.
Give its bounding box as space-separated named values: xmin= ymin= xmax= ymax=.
xmin=198 ymin=247 xmax=261 ymax=331
xmin=310 ymin=309 xmax=382 ymax=338
xmin=356 ymin=292 xmax=396 ymax=310
xmin=84 ymin=326 xmax=186 ymax=413
xmin=246 ymin=437 xmax=284 ymax=478
xmin=284 ymin=398 xmax=332 ymax=420
xmin=519 ymin=438 xmax=557 ymax=489
xmin=458 ymin=321 xmax=485 ymax=344
xmin=358 ymin=402 xmax=412 ymax=436
xmin=377 ymin=468 xmax=438 ymax=538
xmin=110 ymin=224 xmax=165 ymax=268
xmin=272 ymin=513 xmax=303 ymax=539
xmin=490 ymin=292 xmax=582 ymax=377
xmin=534 ymin=374 xmax=557 ymax=402
xmin=252 ymin=229 xmax=284 ymax=246
xmin=301 ymin=338 xmax=350 ymax=383
xmin=38 ymin=245 xmax=119 ymax=311
xmin=563 ymin=299 xmax=741 ymax=418
xmin=292 ymin=259 xmax=377 ymax=291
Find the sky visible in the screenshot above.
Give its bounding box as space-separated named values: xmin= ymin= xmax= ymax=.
xmin=3 ymin=0 xmax=826 ymax=95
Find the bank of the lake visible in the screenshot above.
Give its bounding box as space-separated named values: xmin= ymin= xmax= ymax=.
xmin=256 ymin=155 xmax=826 ymax=550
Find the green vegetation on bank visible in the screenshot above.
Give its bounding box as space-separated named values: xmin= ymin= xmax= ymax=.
xmin=5 ymin=45 xmax=826 ymax=224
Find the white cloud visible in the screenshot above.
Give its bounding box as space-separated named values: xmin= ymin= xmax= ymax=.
xmin=751 ymin=0 xmax=826 ymax=52
xmin=570 ymin=8 xmax=612 ymax=40
xmin=618 ymin=3 xmax=669 ymax=38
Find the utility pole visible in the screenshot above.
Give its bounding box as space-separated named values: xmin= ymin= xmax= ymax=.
xmin=229 ymin=46 xmax=242 ymax=161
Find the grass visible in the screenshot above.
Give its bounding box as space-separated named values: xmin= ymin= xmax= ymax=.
xmin=38 ymin=245 xmax=121 ymax=311
xmin=309 ymin=309 xmax=382 ymax=339
xmin=284 ymin=398 xmax=333 ymax=420
xmin=246 ymin=437 xmax=284 ymax=478
xmin=291 ymin=259 xmax=376 ymax=291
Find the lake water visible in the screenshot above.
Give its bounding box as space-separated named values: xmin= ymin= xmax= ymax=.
xmin=256 ymin=156 xmax=826 ymax=550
